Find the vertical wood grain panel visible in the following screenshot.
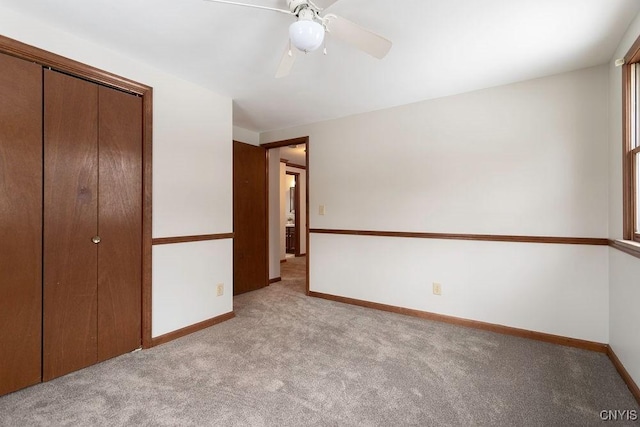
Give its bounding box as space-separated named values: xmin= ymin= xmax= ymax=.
xmin=294 ymin=173 xmax=301 ymax=257
xmin=0 ymin=53 xmax=43 ymax=396
xmin=97 ymin=86 xmax=142 ymax=361
xmin=233 ymin=141 xmax=268 ymax=295
xmin=43 ymin=70 xmax=99 ymax=381
xmin=141 ymin=90 xmax=153 ymax=349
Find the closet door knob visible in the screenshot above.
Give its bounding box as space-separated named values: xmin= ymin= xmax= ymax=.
xmin=91 ymin=236 xmax=101 ymax=244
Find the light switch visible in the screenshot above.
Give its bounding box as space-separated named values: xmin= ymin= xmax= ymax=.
xmin=319 ymin=205 xmax=325 ymax=216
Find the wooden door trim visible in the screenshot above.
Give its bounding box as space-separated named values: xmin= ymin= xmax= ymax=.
xmin=286 ymin=171 xmax=301 ymax=257
xmin=607 ymin=346 xmax=640 ymax=405
xmin=265 ymin=148 xmax=270 ymax=287
xmin=152 ymin=233 xmax=234 ymax=245
xmin=305 ymin=141 xmax=310 ymax=294
xmin=285 ymin=162 xmax=306 ymax=170
xmin=0 ymin=35 xmax=150 ymax=96
xmin=262 ymin=137 xmax=308 ymax=150
xmin=308 ymin=291 xmax=608 ymax=352
xmin=310 ymin=229 xmax=608 ymax=246
xmin=0 ymin=35 xmax=154 ymax=349
xmin=262 ymin=136 xmax=310 ymax=294
xmin=151 ymin=311 xmax=235 ymax=347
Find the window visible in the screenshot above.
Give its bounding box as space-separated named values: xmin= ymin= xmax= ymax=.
xmin=623 ymin=39 xmax=640 ymax=242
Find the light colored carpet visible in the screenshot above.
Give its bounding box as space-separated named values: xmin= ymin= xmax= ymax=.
xmin=1 ymin=256 xmax=638 ymax=426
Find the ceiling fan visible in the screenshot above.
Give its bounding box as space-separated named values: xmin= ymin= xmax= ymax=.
xmin=203 ymin=0 xmax=392 ymax=78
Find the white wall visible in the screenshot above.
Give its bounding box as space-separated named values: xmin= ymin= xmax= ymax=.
xmin=153 ymin=241 xmax=232 ymax=337
xmin=233 ymin=126 xmax=260 ymax=146
xmin=311 ymin=234 xmax=608 ymax=341
xmin=609 ymin=249 xmax=640 ymax=382
xmin=153 ymin=82 xmax=231 ymax=239
xmin=0 ymin=7 xmax=234 ymax=338
xmin=262 ymin=65 xmax=610 ymax=342
xmin=608 ymin=10 xmax=640 ymax=388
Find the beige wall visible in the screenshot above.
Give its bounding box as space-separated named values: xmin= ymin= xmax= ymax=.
xmin=262 ymin=65 xmax=610 ymax=342
xmin=233 ymin=126 xmax=260 ymax=146
xmin=608 ymin=10 xmax=640 ymax=388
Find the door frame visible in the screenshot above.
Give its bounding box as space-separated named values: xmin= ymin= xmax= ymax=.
xmin=0 ymin=35 xmax=154 ymax=348
xmin=261 ymin=136 xmax=310 ymax=294
xmin=285 ymin=171 xmax=301 ymax=257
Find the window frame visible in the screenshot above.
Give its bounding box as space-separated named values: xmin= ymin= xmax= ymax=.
xmin=622 ymin=36 xmax=640 ymax=243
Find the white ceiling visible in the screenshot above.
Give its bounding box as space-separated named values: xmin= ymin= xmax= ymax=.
xmin=3 ymin=0 xmax=639 ymax=132
xmin=280 ymin=144 xmax=306 ymax=166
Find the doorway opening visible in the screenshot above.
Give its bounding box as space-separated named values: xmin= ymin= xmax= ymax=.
xmin=285 ymin=171 xmax=300 ymax=259
xmin=261 ymin=136 xmax=309 ymax=295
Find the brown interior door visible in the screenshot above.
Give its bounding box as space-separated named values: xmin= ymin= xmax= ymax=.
xmin=233 ymin=141 xmax=268 ymax=295
xmin=97 ymin=85 xmax=142 ymax=361
xmin=0 ymin=53 xmax=43 ymax=396
xmin=43 ymin=69 xmax=99 ymax=381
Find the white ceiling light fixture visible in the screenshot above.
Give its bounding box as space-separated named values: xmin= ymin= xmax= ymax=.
xmin=203 ymin=0 xmax=392 ymax=77
xmin=289 ymin=7 xmax=324 ymax=53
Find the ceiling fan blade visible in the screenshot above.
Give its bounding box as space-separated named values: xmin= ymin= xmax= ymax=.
xmin=202 ymin=0 xmax=292 ymax=15
xmin=325 ymin=14 xmax=392 ymax=59
xmin=309 ymin=0 xmax=340 ymax=10
xmin=275 ymin=43 xmax=297 ymax=78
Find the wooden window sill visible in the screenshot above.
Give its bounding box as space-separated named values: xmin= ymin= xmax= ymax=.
xmin=610 ymin=239 xmax=640 ymax=260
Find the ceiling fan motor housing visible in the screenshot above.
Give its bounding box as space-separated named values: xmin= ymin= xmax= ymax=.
xmin=288 ymin=0 xmax=313 ymax=15
xmin=202 ymin=0 xmax=392 ymax=76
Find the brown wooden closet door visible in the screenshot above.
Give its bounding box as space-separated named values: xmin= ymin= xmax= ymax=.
xmin=0 ymin=53 xmax=43 ymax=396
xmin=97 ymin=86 xmax=142 ymax=361
xmin=233 ymin=141 xmax=268 ymax=295
xmin=43 ymin=70 xmax=99 ymax=381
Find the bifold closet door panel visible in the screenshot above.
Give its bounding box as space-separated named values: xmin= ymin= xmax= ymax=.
xmin=43 ymin=70 xmax=99 ymax=381
xmin=0 ymin=53 xmax=43 ymax=396
xmin=97 ymin=85 xmax=142 ymax=361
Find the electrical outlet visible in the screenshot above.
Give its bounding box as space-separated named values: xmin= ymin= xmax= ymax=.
xmin=432 ymin=282 xmax=442 ymax=296
xmin=216 ymin=283 xmax=224 ymax=297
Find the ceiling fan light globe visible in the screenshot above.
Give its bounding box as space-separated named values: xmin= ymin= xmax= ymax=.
xmin=289 ymin=20 xmax=325 ymax=53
